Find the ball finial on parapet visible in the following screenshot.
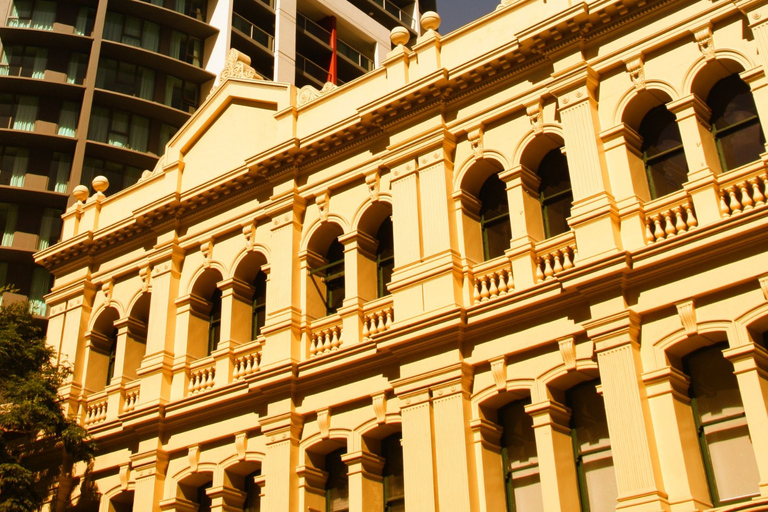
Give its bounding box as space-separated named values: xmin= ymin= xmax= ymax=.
xmin=72 ymin=185 xmax=89 ymax=203
xmin=92 ymin=175 xmax=109 ymax=194
xmin=390 ymin=26 xmax=410 ymax=47
xmin=421 ymin=11 xmax=441 ymax=32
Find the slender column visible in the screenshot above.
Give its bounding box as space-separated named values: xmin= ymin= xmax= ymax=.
xmin=553 ymin=66 xmax=621 ymax=261
xmin=668 ymin=95 xmax=722 ymax=226
xmin=343 ymin=450 xmax=385 ymax=512
xmin=432 ymin=383 xmax=478 ymax=512
xmin=589 ymin=311 xmax=670 ymax=511
xmin=131 ymin=451 xmax=168 ymax=512
xmin=526 ymin=400 xmax=580 ymax=512
xmin=400 ymin=390 xmax=437 ymax=512
xmin=217 ymin=277 xmax=254 ymax=349
xmin=643 ymin=367 xmax=711 ymax=510
xmin=500 ymin=165 xmax=542 ymax=289
xmin=723 ymin=343 xmax=768 ymax=497
xmin=338 ymin=230 xmax=378 ymax=347
xmin=137 ymin=245 xmax=182 ymax=407
xmin=741 ymin=67 xmax=768 ymax=149
xmin=261 ymin=412 xmax=302 ymax=512
xmin=470 ymin=419 xmax=505 ymax=512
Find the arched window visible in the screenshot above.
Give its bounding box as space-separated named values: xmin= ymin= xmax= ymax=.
xmin=207 ymin=288 xmax=221 ymax=355
xmin=639 ymin=105 xmax=688 ymax=198
xmin=537 ymin=148 xmax=572 ymax=238
xmin=311 ymin=238 xmax=345 ymax=316
xmin=326 ymin=448 xmax=349 ymax=512
xmin=708 ymin=73 xmax=765 ymax=171
xmin=243 ymin=469 xmax=262 ymax=512
xmin=105 ymin=326 xmax=117 ymax=386
xmin=251 ymin=270 xmax=267 ymax=339
xmin=499 ymin=399 xmax=542 ymax=512
xmin=479 ymin=173 xmax=511 ymax=260
xmin=684 ymin=343 xmax=760 ymax=506
xmin=196 ymin=481 xmax=212 ymax=512
xmin=567 ymin=380 xmax=617 ymax=512
xmin=376 ymin=217 xmax=394 ymax=298
xmin=382 ymin=433 xmax=404 ymax=511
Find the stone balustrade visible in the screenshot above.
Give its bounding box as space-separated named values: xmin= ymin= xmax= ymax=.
xmin=188 ymin=363 xmax=216 ymax=395
xmin=643 ymin=193 xmax=698 ymax=244
xmin=472 ymin=256 xmax=514 ymax=304
xmin=123 ymin=382 xmax=140 ymax=413
xmin=362 ymin=297 xmax=394 ymax=340
xmin=233 ymin=341 xmax=263 ymax=380
xmin=534 ymin=234 xmax=577 ymax=282
xmin=309 ymin=316 xmax=343 ymax=359
xmin=84 ymin=393 xmax=109 ymax=426
xmin=718 ymin=162 xmax=768 ymax=218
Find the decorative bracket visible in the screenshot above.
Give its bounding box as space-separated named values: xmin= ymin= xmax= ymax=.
xmin=490 ymin=357 xmax=507 ymax=392
xmin=624 ymin=55 xmax=645 ymax=91
xmin=365 ymin=170 xmax=380 ymax=201
xmin=242 ymin=222 xmax=256 ymax=252
xmin=188 ymin=445 xmax=200 ymax=473
xmin=138 ymin=263 xmax=151 ymax=293
xmin=316 ymin=190 xmax=330 ymax=221
xmin=676 ymin=300 xmax=698 ymax=336
xmin=468 ymin=126 xmax=484 ymax=159
xmin=558 ymin=336 xmax=577 ymax=371
xmin=201 ymin=239 xmax=213 ymax=268
xmin=692 ymin=24 xmax=715 ymax=60
xmin=372 ymin=393 xmax=387 ymax=424
xmin=317 ymin=409 xmax=331 ymax=439
xmin=235 ymin=432 xmax=248 ymax=461
xmin=119 ymin=464 xmax=130 ymax=490
xmin=101 ymin=279 xmax=114 ymax=302
xmin=525 ymin=100 xmax=544 ymax=134
xmin=760 ymin=275 xmax=768 ymax=301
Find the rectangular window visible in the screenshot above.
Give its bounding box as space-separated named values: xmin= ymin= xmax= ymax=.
xmin=12 ymin=95 xmax=38 ymax=131
xmin=0 ymin=147 xmax=29 ymax=187
xmin=96 ymin=58 xmax=155 ymax=100
xmin=0 ymin=203 xmax=19 ymax=246
xmin=170 ymin=30 xmax=202 ymax=67
xmin=75 ymin=6 xmax=95 ymax=36
xmin=0 ymin=46 xmax=47 ymax=78
xmin=66 ymin=52 xmax=87 ymax=84
xmin=57 ymin=101 xmax=79 ymax=137
xmin=164 ymin=75 xmax=199 ymax=112
xmin=82 ymin=157 xmax=142 ymax=195
xmin=88 ymin=106 xmax=150 ymax=152
xmin=49 ymin=153 xmax=70 ymax=193
xmin=103 ymin=12 xmax=160 ymax=53
xmin=29 ymin=267 xmax=51 ymax=316
xmin=37 ymin=208 xmax=62 ymax=250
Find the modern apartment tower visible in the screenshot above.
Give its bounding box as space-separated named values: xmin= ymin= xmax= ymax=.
xmin=0 ymin=0 xmax=433 ymax=317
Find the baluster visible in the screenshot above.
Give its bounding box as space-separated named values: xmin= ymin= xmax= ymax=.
xmin=472 ymin=279 xmax=481 ymax=304
xmin=310 ymin=334 xmax=318 ymax=357
xmin=673 ymin=207 xmax=686 ymax=233
xmin=506 ymin=269 xmax=514 ymax=290
xmin=376 ymin=311 xmax=386 ymax=333
xmin=663 ymin=211 xmax=676 ymax=237
xmin=535 ymin=259 xmax=544 ymax=282
xmin=553 ymin=251 xmax=563 ymax=274
xmin=562 ymin=248 xmax=573 ymax=270
xmin=245 ymin=355 xmax=254 ymax=375
xmin=331 ymin=327 xmax=341 ymax=350
xmin=385 ymin=308 xmax=393 ymax=329
xmin=488 ymin=273 xmax=499 ymax=298
xmin=684 ymin=204 xmax=698 ymax=228
xmin=479 ymin=276 xmax=490 ymax=301
xmin=497 ymin=270 xmax=508 ymax=295
xmin=651 ymin=215 xmax=665 ymax=241
xmin=761 ymin=174 xmax=768 ymax=202
xmin=719 ymin=192 xmax=731 ymax=217
xmin=543 ymin=255 xmax=554 ymax=279
xmin=189 ymin=374 xmax=196 ymax=394
xmin=323 ymin=330 xmax=332 ymax=353
xmin=644 ymin=221 xmax=654 ymax=244
xmin=739 ymin=182 xmax=754 ymax=210
xmin=362 ymin=316 xmax=370 ymax=339
xmin=750 ymin=178 xmax=765 ymax=206
xmin=727 ymin=186 xmax=742 ymax=214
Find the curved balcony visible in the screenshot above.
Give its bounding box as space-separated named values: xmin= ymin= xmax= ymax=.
xmin=0 ymin=128 xmax=77 ymax=153
xmin=345 ymin=0 xmax=416 ymax=33
xmin=0 ymin=74 xmax=85 ymax=100
xmin=84 ymin=140 xmax=159 ymax=171
xmin=0 ymin=25 xmax=93 ymax=53
xmin=0 ymin=186 xmax=68 ymax=210
xmin=93 ymin=89 xmax=190 ymax=128
xmin=108 ymin=0 xmax=218 ymax=40
xmin=99 ymin=39 xmax=215 ymax=85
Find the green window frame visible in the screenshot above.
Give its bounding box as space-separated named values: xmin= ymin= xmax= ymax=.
xmin=479 ymin=173 xmax=512 ymax=261
xmin=639 ymin=105 xmax=689 ymax=199
xmin=310 ymin=238 xmax=345 ymax=316
xmin=325 ymin=448 xmax=349 ymax=512
xmin=207 ymin=288 xmax=222 ymax=355
xmin=537 ymin=148 xmax=573 ymax=239
xmin=499 ymin=398 xmax=541 ymax=512
xmin=382 ymin=433 xmax=404 ymax=511
xmin=376 ymin=218 xmax=394 ymax=298
xmin=251 ymin=271 xmax=267 ymax=339
xmin=105 ymin=326 xmax=118 ymax=386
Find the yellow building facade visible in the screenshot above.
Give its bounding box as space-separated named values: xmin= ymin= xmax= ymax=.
xmin=36 ymin=0 xmax=768 ymax=510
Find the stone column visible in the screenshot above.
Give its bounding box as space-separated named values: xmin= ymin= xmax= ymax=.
xmin=526 ymin=400 xmax=580 ymax=512
xmin=217 ymin=278 xmax=254 ymax=349
xmin=643 ymin=367 xmax=711 ymax=510
xmin=739 ymin=1 xmax=768 ymax=81
xmin=131 ymin=451 xmax=168 ymax=512
xmin=338 ymin=230 xmax=378 ymax=346
xmin=432 ymin=381 xmax=478 ymax=512
xmin=667 ymin=95 xmax=723 ymax=227
xmin=399 ymin=390 xmax=437 ymax=512
xmin=418 ymin=147 xmax=455 ymax=259
xmin=343 ymin=450 xmax=385 ymax=512
xmin=723 ymin=343 xmax=768 ymax=497
xmin=261 ymin=412 xmax=302 ymax=512
xmin=587 ymin=312 xmax=669 ymax=511
xmin=207 ymin=486 xmax=245 ymax=512
xmin=553 ymin=66 xmax=622 ymax=262
xmin=469 ymin=419 xmax=505 ymax=512
xmin=137 ymin=245 xmax=182 ymax=408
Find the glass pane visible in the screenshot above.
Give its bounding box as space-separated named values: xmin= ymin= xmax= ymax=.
xmin=687 ymin=345 xmax=743 ymax=424
xmin=647 ymin=148 xmax=688 ymax=198
xmin=326 ymin=448 xmax=349 ymax=512
xmin=718 ymin=121 xmax=765 ymax=171
xmin=383 ymin=433 xmax=404 ymax=508
xmin=538 ymin=149 xmax=571 ymax=198
xmin=510 ymin=467 xmax=543 ymax=512
xmin=543 ymin=194 xmax=572 ymax=238
xmin=709 ymin=75 xmax=760 ymax=130
xmin=581 ymin=450 xmax=618 ymax=512
xmin=704 ymin=416 xmax=760 ymax=502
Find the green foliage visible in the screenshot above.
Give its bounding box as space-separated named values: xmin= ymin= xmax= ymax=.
xmin=0 ymin=301 xmax=94 ymax=511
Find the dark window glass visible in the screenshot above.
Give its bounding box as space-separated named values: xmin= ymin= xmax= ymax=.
xmin=252 ymin=271 xmax=267 ymax=339
xmin=382 ymin=433 xmax=404 ymax=512
xmin=326 ymin=448 xmax=349 ymax=512
xmin=708 ymin=74 xmax=765 ymax=171
xmin=479 ymin=174 xmax=511 ymax=260
xmin=105 ymin=327 xmax=118 ymax=386
xmin=639 ymin=105 xmax=689 ymax=198
xmin=197 ymin=482 xmax=212 ymax=512
xmin=243 ymin=469 xmax=261 ymax=512
xmin=311 ymin=239 xmax=345 ymax=316
xmin=538 ymin=148 xmax=572 ymax=238
xmin=499 ymin=399 xmax=542 ymax=512
xmin=207 ymin=288 xmax=222 ymax=355
xmin=376 ymin=218 xmax=394 ymax=298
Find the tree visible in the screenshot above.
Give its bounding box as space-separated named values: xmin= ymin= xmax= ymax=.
xmin=0 ymin=300 xmax=94 ymax=511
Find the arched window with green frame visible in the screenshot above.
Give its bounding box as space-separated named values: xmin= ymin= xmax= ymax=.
xmin=310 ymin=238 xmax=345 ymax=316
xmin=382 ymin=432 xmax=404 ymax=511
xmin=105 ymin=326 xmax=118 ymax=386
xmin=376 ymin=217 xmax=394 ymax=298
xmin=639 ymin=105 xmax=689 ymax=199
xmin=499 ymin=398 xmax=542 ymax=512
xmin=251 ymin=270 xmax=267 ymax=339
xmin=478 ymin=173 xmax=512 ymax=260
xmin=537 ymin=148 xmax=572 ymax=238
xmin=708 ymin=73 xmax=765 ymax=172
xmin=207 ymin=288 xmax=221 ymax=355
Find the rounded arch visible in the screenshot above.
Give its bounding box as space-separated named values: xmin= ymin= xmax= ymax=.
xmin=737 ymin=302 xmax=768 ymax=345
xmin=299 ymin=430 xmax=352 ymax=466
xmin=301 ymin=216 xmax=349 ymax=254
xmin=101 ymin=484 xmax=135 ymax=512
xmin=616 ymin=84 xmax=678 ymax=129
xmin=471 ymin=378 xmax=535 ymax=419
xmin=649 ymin=320 xmax=735 ymax=371
xmin=351 ymin=194 xmax=393 ymax=236
xmin=537 ymin=359 xmax=600 ymax=403
xmin=511 ymin=124 xmax=565 ymax=169
xmin=684 ymin=51 xmax=753 ymax=99
xmin=453 ymin=150 xmax=509 ymax=192
xmin=456 ymin=157 xmax=506 ymax=198
xmin=186 ymin=265 xmax=225 ymax=298
xmin=88 ymin=304 xmax=121 ymax=334
xmin=127 ymin=291 xmax=151 ymax=324
xmin=170 ymin=462 xmax=217 ymax=497
xmin=231 ymin=249 xmax=269 ymax=284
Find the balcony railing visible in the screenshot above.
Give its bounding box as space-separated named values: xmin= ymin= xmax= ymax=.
xmin=362 ymin=296 xmax=394 ymax=340
xmin=717 ymin=160 xmax=768 ymax=218
xmin=188 ymin=359 xmax=216 ymax=395
xmin=232 ymin=12 xmax=274 ymax=52
xmin=534 ymin=232 xmax=577 ymax=282
xmin=363 ymin=0 xmax=414 ymax=28
xmin=233 ymin=339 xmax=263 ymax=380
xmin=308 ymin=314 xmax=344 ymax=359
xmin=472 ymin=256 xmax=515 ymax=304
xmin=643 ymin=191 xmax=698 ymax=244
xmin=296 ymin=13 xmax=374 ymax=72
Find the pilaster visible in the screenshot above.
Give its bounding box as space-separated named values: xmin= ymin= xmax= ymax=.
xmin=132 ymin=450 xmax=169 ymax=512
xmin=342 ymin=450 xmax=385 ymax=512
xmin=399 ymin=390 xmax=437 ymax=512
xmin=470 ymin=419 xmax=505 ymax=512
xmin=261 ymin=412 xmax=302 ymax=512
xmin=207 ymin=485 xmax=246 ymax=512
xmin=587 ymin=311 xmax=670 ymax=511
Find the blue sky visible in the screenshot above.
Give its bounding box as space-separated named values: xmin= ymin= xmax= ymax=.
xmin=436 ymin=0 xmax=500 ymax=34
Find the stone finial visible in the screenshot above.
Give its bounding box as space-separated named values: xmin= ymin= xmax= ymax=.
xmin=390 ymin=26 xmax=410 ymax=47
xmin=421 ymin=11 xmax=440 ymax=32
xmin=72 ymin=185 xmax=89 ymax=203
xmin=92 ymin=175 xmax=109 ymax=194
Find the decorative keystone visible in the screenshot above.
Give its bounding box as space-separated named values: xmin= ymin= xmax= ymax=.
xmin=421 ymin=11 xmax=440 ymax=32
xmin=390 ymin=26 xmax=410 ymax=46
